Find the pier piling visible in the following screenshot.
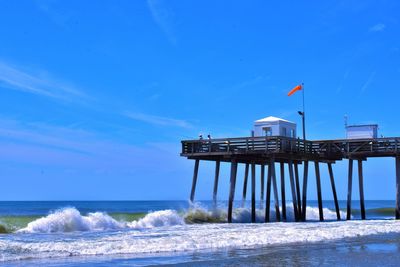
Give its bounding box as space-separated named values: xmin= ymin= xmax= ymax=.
xmin=265 ymin=161 xmax=272 ymax=222
xmin=294 ymin=162 xmax=302 ymax=216
xmin=251 ymin=162 xmax=256 ymax=223
xmin=301 ymin=160 xmax=309 ymax=221
xmin=242 ymin=163 xmax=249 ymax=207
xmin=358 ymin=160 xmax=366 ymax=220
xmin=314 ymin=161 xmax=324 ymax=221
xmin=396 ymin=157 xmax=400 ymax=219
xmin=190 ymin=159 xmax=200 ymax=203
xmin=213 ymin=161 xmax=220 ymax=206
xmin=228 ymin=160 xmax=238 ymax=223
xmin=260 ymin=164 xmax=265 ymax=209
xmin=288 ymin=160 xmax=299 ymax=221
xmin=280 ymin=162 xmax=287 ymax=221
xmin=347 ymin=159 xmax=354 ymax=220
xmin=327 ymin=163 xmax=341 ymax=220
xmin=271 ymin=159 xmax=281 ymax=221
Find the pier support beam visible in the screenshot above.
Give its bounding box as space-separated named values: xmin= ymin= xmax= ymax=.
xmin=271 ymin=159 xmax=281 ymax=221
xmin=301 ymin=161 xmax=309 ymax=221
xmin=328 ymin=163 xmax=341 ymax=220
xmin=396 ymin=157 xmax=400 ymax=219
xmin=242 ymin=163 xmax=249 ymax=207
xmin=294 ymin=162 xmax=302 ymax=216
xmin=280 ymin=162 xmax=287 ymax=221
xmin=228 ymin=160 xmax=238 ymax=223
xmin=314 ymin=161 xmax=324 ymax=221
xmin=347 ymin=159 xmax=353 ymax=220
xmin=358 ymin=160 xmax=366 ymax=220
xmin=251 ymin=162 xmax=256 ymax=223
xmin=288 ymin=160 xmax=299 ymax=221
xmin=260 ymin=164 xmax=265 ymax=209
xmin=213 ymin=161 xmax=220 ymax=207
xmin=190 ymin=159 xmax=200 ymax=203
xmin=265 ymin=161 xmax=272 ymax=222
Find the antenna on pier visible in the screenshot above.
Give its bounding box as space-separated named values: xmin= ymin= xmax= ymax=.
xmin=344 ymin=115 xmax=348 ymax=128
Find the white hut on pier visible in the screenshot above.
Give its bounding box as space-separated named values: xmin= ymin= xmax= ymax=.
xmin=346 ymin=124 xmax=378 ymax=139
xmin=253 ymin=116 xmax=297 ymax=138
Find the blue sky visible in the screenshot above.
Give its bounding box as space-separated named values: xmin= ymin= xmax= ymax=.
xmin=0 ymin=0 xmax=399 ymax=200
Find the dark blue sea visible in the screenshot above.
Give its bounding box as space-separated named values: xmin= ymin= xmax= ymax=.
xmin=1 ymin=200 xmax=400 ymax=266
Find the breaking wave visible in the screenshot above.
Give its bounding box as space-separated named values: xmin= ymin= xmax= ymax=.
xmin=17 ymin=208 xmax=124 ymax=233
xmin=13 ymin=205 xmax=347 ymax=234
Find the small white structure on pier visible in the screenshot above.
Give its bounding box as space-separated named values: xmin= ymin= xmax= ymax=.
xmin=254 ymin=116 xmax=297 ymax=137
xmin=346 ymin=124 xmax=378 ymax=139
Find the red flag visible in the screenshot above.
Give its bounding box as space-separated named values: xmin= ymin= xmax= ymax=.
xmin=288 ymin=84 xmax=302 ymax=96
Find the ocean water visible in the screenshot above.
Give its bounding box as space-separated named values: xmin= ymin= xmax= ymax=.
xmin=1 ymin=200 xmax=400 ymax=266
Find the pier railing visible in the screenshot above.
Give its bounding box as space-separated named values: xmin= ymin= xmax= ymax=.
xmin=181 ymin=136 xmax=400 ymax=158
xmin=182 ymin=136 xmax=313 ymax=155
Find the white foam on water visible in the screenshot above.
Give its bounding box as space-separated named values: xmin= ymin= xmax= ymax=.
xmin=16 ymin=205 xmax=347 ymax=234
xmin=17 ymin=208 xmax=186 ymax=233
xmin=127 ymin=209 xmax=185 ymax=228
xmin=4 ymin=219 xmax=400 ymax=262
xmin=17 ymin=208 xmax=124 ymax=233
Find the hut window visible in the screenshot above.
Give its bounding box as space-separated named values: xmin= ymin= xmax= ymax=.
xmin=263 ymin=127 xmax=272 ymax=136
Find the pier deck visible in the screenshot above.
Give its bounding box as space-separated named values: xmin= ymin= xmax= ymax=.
xmin=181 ymin=136 xmax=400 ymax=222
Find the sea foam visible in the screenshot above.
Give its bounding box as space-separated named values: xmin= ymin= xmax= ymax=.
xmin=17 ymin=208 xmax=124 ymax=233
xmin=5 ymin=219 xmax=400 ymax=262
xmin=128 ymin=209 xmax=185 ymax=228
xmin=16 ymin=205 xmax=346 ymax=233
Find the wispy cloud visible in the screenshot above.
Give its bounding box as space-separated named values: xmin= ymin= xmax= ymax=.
xmin=125 ymin=112 xmax=191 ymax=128
xmin=0 ymin=118 xmax=182 ymax=171
xmin=369 ymin=23 xmax=386 ymax=32
xmin=0 ymin=61 xmax=87 ymax=101
xmin=147 ymin=0 xmax=177 ymax=45
xmin=361 ymin=71 xmax=376 ymax=93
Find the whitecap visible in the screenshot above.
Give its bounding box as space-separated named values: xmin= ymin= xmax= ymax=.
xmin=17 ymin=208 xmax=124 ymax=233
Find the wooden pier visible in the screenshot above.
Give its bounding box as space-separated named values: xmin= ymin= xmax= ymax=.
xmin=181 ymin=136 xmax=400 ymax=222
